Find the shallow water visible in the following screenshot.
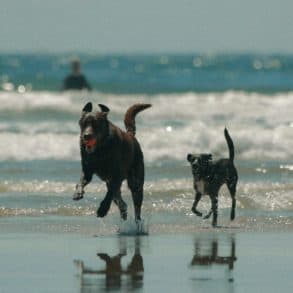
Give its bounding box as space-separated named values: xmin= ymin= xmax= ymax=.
xmin=0 ymin=90 xmax=293 ymax=232
xmin=1 ymin=55 xmax=293 ymax=292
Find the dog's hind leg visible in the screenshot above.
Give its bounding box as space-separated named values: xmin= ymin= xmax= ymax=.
xmin=227 ymin=181 xmax=237 ymax=221
xmin=211 ymin=195 xmax=219 ymax=227
xmin=113 ymin=189 xmax=128 ymax=220
xmin=128 ymin=184 xmax=143 ymax=222
xmin=127 ymin=163 xmax=144 ymax=222
xmin=97 ymin=180 xmax=122 ymax=218
xmin=192 ymin=192 xmax=203 ymax=217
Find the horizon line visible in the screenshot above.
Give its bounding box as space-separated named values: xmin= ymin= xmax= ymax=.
xmin=0 ymin=49 xmax=293 ymax=56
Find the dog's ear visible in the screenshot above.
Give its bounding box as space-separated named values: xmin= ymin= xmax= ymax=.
xmin=98 ymin=104 xmax=110 ymax=113
xmin=82 ymin=102 xmax=92 ymax=113
xmin=187 ymin=154 xmax=196 ymax=163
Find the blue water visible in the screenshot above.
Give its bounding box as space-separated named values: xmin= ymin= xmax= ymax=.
xmin=1 ymin=53 xmax=293 ymax=93
xmin=0 ymin=53 xmax=293 ymax=232
xmin=1 ymin=53 xmax=293 ymax=293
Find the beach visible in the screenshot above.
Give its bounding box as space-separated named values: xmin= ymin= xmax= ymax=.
xmin=1 ymin=207 xmax=293 ymax=292
xmin=1 ymin=224 xmax=293 ymax=293
xmin=0 ymin=54 xmax=293 ymax=292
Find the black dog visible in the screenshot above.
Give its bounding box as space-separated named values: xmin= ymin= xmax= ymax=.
xmin=73 ymin=102 xmax=151 ymax=222
xmin=187 ymin=128 xmax=238 ymax=227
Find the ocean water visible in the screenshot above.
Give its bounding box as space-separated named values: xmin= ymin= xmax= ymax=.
xmin=0 ymin=54 xmax=293 ymax=233
xmin=1 ymin=53 xmax=293 ymax=93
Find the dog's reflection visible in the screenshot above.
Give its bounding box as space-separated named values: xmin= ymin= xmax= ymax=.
xmin=75 ymin=237 xmax=144 ymax=292
xmin=190 ymin=236 xmax=237 ymax=271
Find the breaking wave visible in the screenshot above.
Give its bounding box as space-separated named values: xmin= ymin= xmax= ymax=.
xmin=0 ymin=91 xmax=293 ymax=162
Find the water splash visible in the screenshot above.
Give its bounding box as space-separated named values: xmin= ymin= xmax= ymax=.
xmin=117 ymin=218 xmax=149 ymax=236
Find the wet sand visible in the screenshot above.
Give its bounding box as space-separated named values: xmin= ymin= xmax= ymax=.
xmin=0 ymin=219 xmax=292 ymax=293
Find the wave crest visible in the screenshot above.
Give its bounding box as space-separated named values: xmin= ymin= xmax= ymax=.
xmin=0 ymin=91 xmax=292 ymax=161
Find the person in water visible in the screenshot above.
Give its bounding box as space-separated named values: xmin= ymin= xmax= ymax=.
xmin=63 ymin=59 xmax=92 ymax=91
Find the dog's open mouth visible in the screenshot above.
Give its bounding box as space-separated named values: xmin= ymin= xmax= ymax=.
xmin=84 ymin=138 xmax=97 ymax=153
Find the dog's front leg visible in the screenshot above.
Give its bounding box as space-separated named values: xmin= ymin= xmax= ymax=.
xmin=192 ymin=192 xmax=203 ymax=217
xmin=73 ymin=171 xmax=93 ymax=201
xmin=113 ymin=190 xmax=128 ymax=221
xmin=203 ymin=194 xmax=215 ymax=220
xmin=97 ymin=180 xmax=122 ymax=218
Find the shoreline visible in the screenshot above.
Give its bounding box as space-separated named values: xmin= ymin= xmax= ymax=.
xmin=1 ymin=213 xmax=293 ymax=235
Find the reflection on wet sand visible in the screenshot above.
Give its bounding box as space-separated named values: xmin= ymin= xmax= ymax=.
xmin=191 ymin=236 xmax=237 ymax=270
xmin=75 ymin=237 xmax=144 ymax=292
xmin=190 ymin=235 xmax=237 ymax=288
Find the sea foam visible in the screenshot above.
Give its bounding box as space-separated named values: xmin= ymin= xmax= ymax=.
xmin=0 ymin=91 xmax=292 ymax=162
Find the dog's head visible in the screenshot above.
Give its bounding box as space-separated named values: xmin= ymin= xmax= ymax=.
xmin=79 ymin=102 xmax=110 ymax=154
xmin=187 ymin=153 xmax=213 ymax=179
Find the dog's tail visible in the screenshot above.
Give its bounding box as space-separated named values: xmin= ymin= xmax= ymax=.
xmin=224 ymin=128 xmax=235 ymax=162
xmin=124 ymin=104 xmax=151 ymax=135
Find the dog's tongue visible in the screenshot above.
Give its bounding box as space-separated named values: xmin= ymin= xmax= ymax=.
xmin=85 ymin=138 xmax=96 ymax=148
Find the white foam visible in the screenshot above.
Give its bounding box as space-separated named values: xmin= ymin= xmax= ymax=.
xmin=1 ymin=179 xmax=292 ymax=212
xmin=0 ymin=132 xmax=79 ymax=161
xmin=0 ymin=90 xmax=293 ymax=161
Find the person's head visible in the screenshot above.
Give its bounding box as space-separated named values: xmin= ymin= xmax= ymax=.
xmin=71 ymin=59 xmax=81 ymax=74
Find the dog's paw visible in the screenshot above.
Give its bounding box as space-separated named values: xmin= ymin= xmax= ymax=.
xmin=191 ymin=206 xmax=202 ymax=217
xmin=73 ymin=184 xmax=84 ymax=201
xmin=73 ymin=191 xmax=84 ymax=201
xmin=97 ymin=200 xmax=111 ymax=218
xmin=203 ymin=212 xmax=212 ymax=219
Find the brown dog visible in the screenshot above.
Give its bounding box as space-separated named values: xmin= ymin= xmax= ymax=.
xmin=73 ymin=102 xmax=151 ymax=222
